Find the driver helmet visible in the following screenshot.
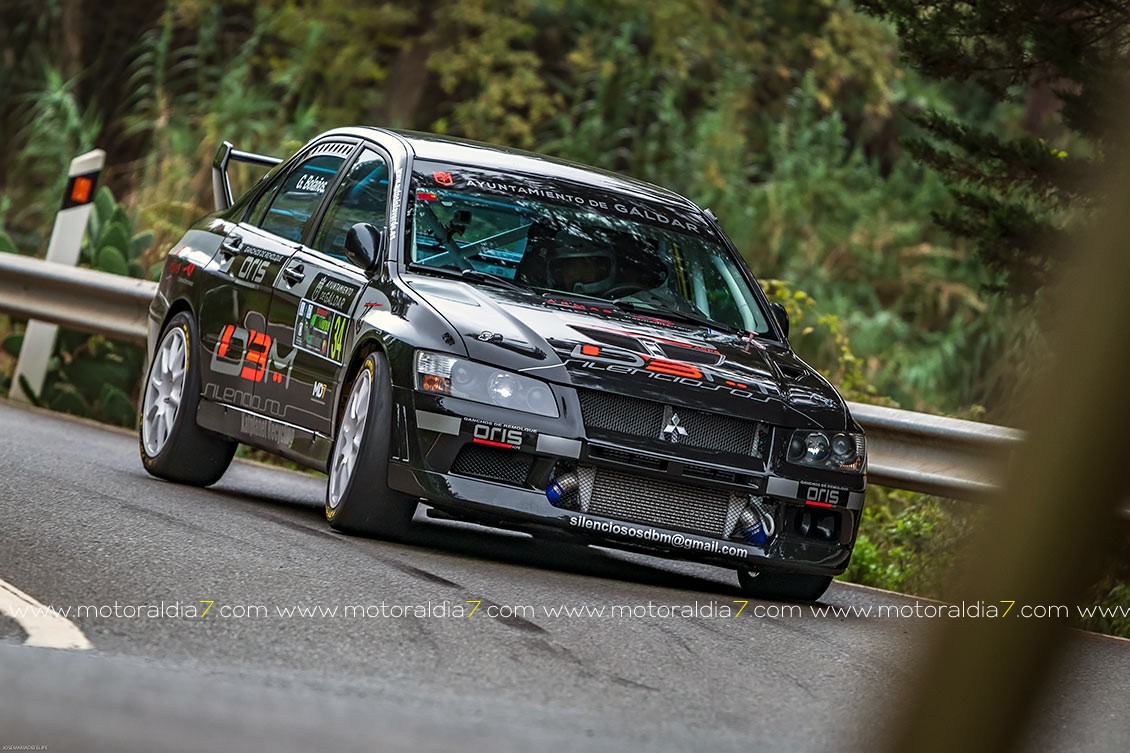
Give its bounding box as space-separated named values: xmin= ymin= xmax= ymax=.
xmin=544 ymin=226 xmax=617 ymax=296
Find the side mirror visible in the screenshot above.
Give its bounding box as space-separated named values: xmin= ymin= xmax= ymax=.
xmin=770 ymin=302 xmax=790 ymax=339
xmin=344 ymin=222 xmax=385 ymax=273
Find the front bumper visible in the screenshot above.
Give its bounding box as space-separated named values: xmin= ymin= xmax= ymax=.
xmin=390 ymin=390 xmax=865 ymax=575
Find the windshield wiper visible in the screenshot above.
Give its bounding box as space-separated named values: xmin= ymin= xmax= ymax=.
xmin=459 ymin=269 xmax=531 ymax=293
xmin=538 ymin=288 xmax=739 ymax=333
xmin=407 ymin=264 xmax=531 ymax=294
xmin=611 ymin=298 xmax=738 ymax=334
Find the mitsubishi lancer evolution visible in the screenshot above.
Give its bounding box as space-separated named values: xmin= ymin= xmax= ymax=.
xmin=140 ymin=128 xmax=866 ymax=602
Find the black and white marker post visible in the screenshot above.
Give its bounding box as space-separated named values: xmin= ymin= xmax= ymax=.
xmin=9 ymin=149 xmax=106 ymax=403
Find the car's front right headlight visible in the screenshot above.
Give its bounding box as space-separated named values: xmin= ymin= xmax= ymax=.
xmin=415 ymin=351 xmax=559 ymax=418
xmin=786 ymin=429 xmax=866 ymax=473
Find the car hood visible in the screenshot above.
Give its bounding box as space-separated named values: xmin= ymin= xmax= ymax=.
xmin=405 ymin=275 xmax=851 ymax=429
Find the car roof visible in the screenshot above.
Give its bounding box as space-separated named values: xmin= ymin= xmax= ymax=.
xmin=335 ymin=126 xmax=703 ymax=213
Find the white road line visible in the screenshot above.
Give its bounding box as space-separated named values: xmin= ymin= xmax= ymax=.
xmin=0 ymin=577 xmax=92 ymax=650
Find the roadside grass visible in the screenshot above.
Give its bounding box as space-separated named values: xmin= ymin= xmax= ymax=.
xmin=840 ymin=488 xmax=1130 ymax=638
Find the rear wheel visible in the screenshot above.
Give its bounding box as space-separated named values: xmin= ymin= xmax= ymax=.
xmin=325 ymin=350 xmax=417 ymax=538
xmin=139 ymin=312 xmax=236 ymax=486
xmin=737 ymin=568 xmax=832 ymax=603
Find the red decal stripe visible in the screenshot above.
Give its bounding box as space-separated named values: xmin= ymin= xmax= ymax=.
xmin=472 ymin=438 xmax=517 ymax=449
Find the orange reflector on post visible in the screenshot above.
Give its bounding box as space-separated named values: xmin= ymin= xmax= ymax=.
xmin=71 ymin=176 xmax=93 ymax=204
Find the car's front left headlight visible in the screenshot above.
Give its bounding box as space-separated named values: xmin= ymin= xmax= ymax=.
xmin=415 ymin=351 xmax=559 ymax=418
xmin=786 ymin=429 xmax=866 ymax=473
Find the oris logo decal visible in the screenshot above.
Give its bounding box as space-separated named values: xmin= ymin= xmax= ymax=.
xmin=472 ymin=423 xmax=524 ymax=448
xmin=806 ymin=486 xmax=842 ymax=505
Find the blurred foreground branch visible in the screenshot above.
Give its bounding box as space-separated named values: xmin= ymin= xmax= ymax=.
xmin=878 ymin=103 xmax=1130 ymax=752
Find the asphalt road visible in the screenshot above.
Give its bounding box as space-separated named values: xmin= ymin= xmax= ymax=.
xmin=0 ymin=399 xmax=1126 ymax=753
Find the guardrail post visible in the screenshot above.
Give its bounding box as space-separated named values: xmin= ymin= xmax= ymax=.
xmin=9 ymin=149 xmax=106 ymax=403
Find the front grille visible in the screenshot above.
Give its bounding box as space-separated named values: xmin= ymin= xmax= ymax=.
xmin=577 ymin=389 xmax=766 ymax=456
xmin=583 ymin=466 xmax=742 ymax=538
xmin=682 ymin=465 xmax=740 ymax=484
xmin=588 ymin=445 xmax=666 ymax=470
xmin=450 ymin=444 xmax=533 ymax=485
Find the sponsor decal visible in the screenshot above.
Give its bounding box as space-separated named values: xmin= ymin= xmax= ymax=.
xmin=166 ymin=259 xmax=196 ymax=282
xmin=236 ymin=256 xmax=270 ymax=283
xmin=238 ymin=245 xmax=287 ymax=263
xmin=294 ymin=300 xmax=349 ymax=364
xmin=211 ymin=324 xmax=295 ymax=387
xmin=557 ymin=336 xmax=768 ymax=401
xmin=472 ymin=423 xmax=524 ymax=449
xmin=459 ymin=177 xmax=709 ymax=236
xmin=388 ymin=174 xmax=401 ymax=237
xmin=464 ymin=418 xmax=534 ymax=450
xmin=804 ymin=485 xmax=845 ymax=506
xmin=203 ymin=383 xmax=286 ymax=419
xmin=311 ymin=381 xmax=328 ymax=401
xmin=567 ymin=515 xmax=749 ymax=558
xmin=432 ymin=171 xmax=454 ymax=186
xmin=305 ymin=274 xmax=360 ymax=311
xmin=240 ymin=412 xmax=295 ymax=446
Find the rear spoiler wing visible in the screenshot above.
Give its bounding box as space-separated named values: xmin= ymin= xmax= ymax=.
xmin=211 ymin=141 xmax=283 ymax=211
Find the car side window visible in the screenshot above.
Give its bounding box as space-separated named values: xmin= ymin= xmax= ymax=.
xmin=258 ymin=153 xmax=346 ymax=243
xmin=312 ymin=148 xmax=389 ymax=261
xmin=245 ymin=168 xmax=287 ymax=227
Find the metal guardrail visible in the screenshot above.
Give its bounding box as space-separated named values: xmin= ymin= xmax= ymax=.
xmin=0 ymin=253 xmax=154 ymax=344
xmin=850 ymin=403 xmax=1021 ymax=500
xmin=0 ymin=252 xmax=1024 ymax=500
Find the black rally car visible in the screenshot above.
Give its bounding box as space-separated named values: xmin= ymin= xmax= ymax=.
xmin=140 ymin=127 xmax=866 ymax=601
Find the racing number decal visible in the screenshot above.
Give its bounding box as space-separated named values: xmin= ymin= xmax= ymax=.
xmin=330 ymin=315 xmax=347 ymax=363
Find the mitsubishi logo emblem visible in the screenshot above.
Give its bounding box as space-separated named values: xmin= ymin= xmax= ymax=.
xmin=661 ymin=412 xmax=688 ymax=443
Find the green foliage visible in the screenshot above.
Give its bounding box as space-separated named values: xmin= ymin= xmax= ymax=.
xmin=426 ymin=0 xmax=560 ymax=147
xmin=1 ymin=68 xmax=103 ymax=251
xmin=740 ymin=81 xmax=1044 ymax=414
xmin=760 ymin=278 xmax=885 ymax=405
xmin=1081 ymin=580 xmax=1130 ymax=637
xmin=856 ymin=0 xmax=1126 ymax=299
xmin=841 ymin=488 xmax=984 ymax=598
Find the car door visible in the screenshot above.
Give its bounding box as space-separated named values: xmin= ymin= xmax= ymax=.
xmin=197 ymin=140 xmax=354 ymax=418
xmin=258 ymin=145 xmax=393 ymax=437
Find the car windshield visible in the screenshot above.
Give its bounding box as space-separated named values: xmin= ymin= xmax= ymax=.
xmin=407 ymin=160 xmax=771 ymax=334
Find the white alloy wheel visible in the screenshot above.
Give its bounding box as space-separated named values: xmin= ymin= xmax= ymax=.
xmin=328 ymin=367 xmax=373 ymax=509
xmin=142 ymin=326 xmax=188 ymax=456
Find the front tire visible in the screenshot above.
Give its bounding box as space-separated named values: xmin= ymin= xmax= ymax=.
xmin=326 ymin=350 xmax=417 ymax=539
xmin=139 ymin=312 xmax=236 ymax=486
xmin=738 ymin=568 xmax=833 ymax=603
